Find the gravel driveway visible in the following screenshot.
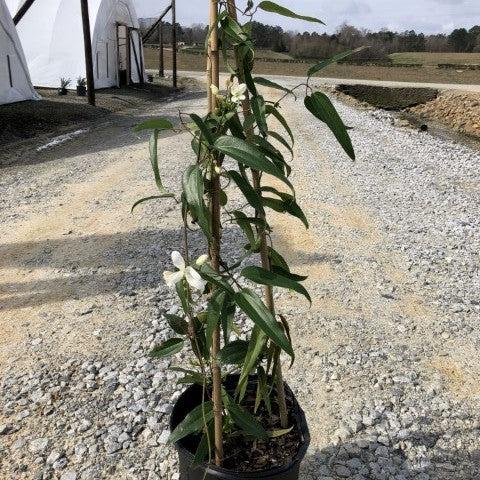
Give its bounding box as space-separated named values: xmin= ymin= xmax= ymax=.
xmin=0 ymin=79 xmax=479 ymax=480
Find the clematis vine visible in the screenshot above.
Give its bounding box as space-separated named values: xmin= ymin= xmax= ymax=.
xmin=163 ymin=251 xmax=208 ymax=291
xmin=230 ymin=82 xmax=247 ymax=104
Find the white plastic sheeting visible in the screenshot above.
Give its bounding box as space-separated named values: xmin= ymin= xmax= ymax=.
xmin=6 ymin=0 xmax=145 ymax=89
xmin=0 ymin=0 xmax=39 ymax=104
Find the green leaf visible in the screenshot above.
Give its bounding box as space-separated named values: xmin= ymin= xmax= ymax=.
xmin=237 ymin=326 xmax=267 ymax=401
xmin=265 ymin=104 xmax=294 ymax=145
xmin=192 ymin=421 xmax=214 ymax=465
xmin=218 ymin=340 xmax=249 ymax=365
xmin=131 ymin=194 xmax=174 ymax=213
xmin=268 ymin=130 xmax=293 ymax=157
xmin=233 ymin=210 xmax=256 ymax=248
xmin=214 ymin=136 xmax=293 ymax=191
xmin=251 ymin=95 xmax=268 ymax=136
xmin=165 ymin=314 xmax=189 ymax=335
xmin=150 ymin=338 xmax=184 ymax=359
xmin=183 ymin=165 xmax=211 ymax=238
xmin=241 ymin=266 xmax=311 ymax=304
xmin=168 ymin=401 xmax=214 ymax=444
xmin=272 ymin=266 xmax=308 ymax=282
xmin=190 ymin=113 xmax=215 ymax=145
xmin=307 ymin=47 xmax=365 ymax=77
xmin=148 ymin=130 xmax=170 ymax=194
xmin=268 ymin=247 xmax=290 ymax=272
xmin=234 ymin=288 xmax=293 ymax=357
xmin=222 ymin=391 xmax=267 ymax=440
xmin=198 ymin=264 xmax=235 ymax=294
xmin=269 ymin=426 xmax=293 ymax=438
xmin=304 ymin=92 xmax=355 ymax=160
xmin=228 ymin=170 xmax=264 ymax=212
xmin=258 ymin=1 xmax=325 ymax=24
xmin=253 ymin=77 xmax=294 ymax=97
xmin=176 ymin=281 xmax=189 ymax=314
xmin=206 ymin=291 xmax=227 ymax=350
xmin=134 ymin=118 xmax=173 ymax=132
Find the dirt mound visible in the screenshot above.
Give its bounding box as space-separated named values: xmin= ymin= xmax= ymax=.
xmin=336 ymin=84 xmax=438 ymax=110
xmin=409 ymin=91 xmax=480 ymax=139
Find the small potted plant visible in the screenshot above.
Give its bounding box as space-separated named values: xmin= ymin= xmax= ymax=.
xmin=58 ymin=77 xmax=71 ymax=95
xmin=76 ymin=77 xmax=87 ymax=96
xmin=134 ymin=2 xmax=358 ymax=479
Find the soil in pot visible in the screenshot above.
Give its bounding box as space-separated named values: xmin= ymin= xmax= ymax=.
xmin=77 ymin=86 xmax=87 ymax=96
xmin=171 ymin=375 xmax=309 ymax=479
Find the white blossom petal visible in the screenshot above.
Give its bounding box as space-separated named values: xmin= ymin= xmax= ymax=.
xmin=171 ymin=251 xmax=185 ymax=270
xmin=210 ymin=84 xmax=219 ymax=96
xmin=163 ymin=270 xmax=184 ymax=288
xmin=195 ymin=254 xmax=209 ymax=266
xmin=185 ymin=266 xmax=206 ymax=291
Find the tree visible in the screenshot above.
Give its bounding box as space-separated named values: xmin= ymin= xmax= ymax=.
xmin=449 ymin=28 xmax=470 ymax=52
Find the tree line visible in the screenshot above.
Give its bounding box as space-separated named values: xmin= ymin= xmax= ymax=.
xmin=139 ymin=19 xmax=480 ymax=60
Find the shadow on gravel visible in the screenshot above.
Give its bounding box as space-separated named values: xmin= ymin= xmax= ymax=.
xmin=300 ymin=436 xmax=480 ymax=480
xmin=0 ymin=227 xmax=209 ymax=311
xmin=0 ymin=90 xmax=206 ymax=169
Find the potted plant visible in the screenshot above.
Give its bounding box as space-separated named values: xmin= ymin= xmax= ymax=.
xmin=58 ymin=77 xmax=71 ymax=95
xmin=133 ymin=2 xmax=357 ymax=479
xmin=76 ymin=76 xmax=87 ymax=96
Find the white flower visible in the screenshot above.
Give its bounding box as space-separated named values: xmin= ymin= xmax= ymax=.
xmin=230 ymin=83 xmax=247 ymax=104
xmin=210 ymin=84 xmax=219 ymax=96
xmin=163 ymin=251 xmax=207 ymax=291
xmin=196 ymin=254 xmax=209 ymax=266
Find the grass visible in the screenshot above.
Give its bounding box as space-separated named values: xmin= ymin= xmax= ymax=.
xmin=144 ymin=47 xmax=480 ymax=85
xmin=390 ymin=52 xmax=480 ymax=66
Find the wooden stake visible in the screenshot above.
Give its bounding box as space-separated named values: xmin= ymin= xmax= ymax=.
xmin=172 ymin=0 xmax=178 ymax=89
xmin=208 ymin=0 xmax=223 ymax=466
xmin=80 ymin=0 xmax=95 ymax=106
xmin=226 ymin=0 xmax=289 ymax=429
xmin=159 ymin=22 xmax=164 ymax=77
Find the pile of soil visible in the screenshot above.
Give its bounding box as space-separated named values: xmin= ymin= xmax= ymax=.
xmin=336 ymin=84 xmax=438 ymax=110
xmin=409 ymin=91 xmax=480 ymax=139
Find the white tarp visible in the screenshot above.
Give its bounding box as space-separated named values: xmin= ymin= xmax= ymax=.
xmin=0 ymin=0 xmax=39 ymax=104
xmin=6 ymin=0 xmax=145 ymax=89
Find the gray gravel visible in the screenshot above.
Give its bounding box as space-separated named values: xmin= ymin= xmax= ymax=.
xmin=1 ymin=81 xmax=479 ymax=479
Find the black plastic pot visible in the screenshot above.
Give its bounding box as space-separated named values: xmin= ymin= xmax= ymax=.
xmin=58 ymin=88 xmax=67 ymax=96
xmin=147 ymin=74 xmax=154 ymax=83
xmin=170 ymin=376 xmax=310 ymax=480
xmin=77 ymin=85 xmax=87 ymax=96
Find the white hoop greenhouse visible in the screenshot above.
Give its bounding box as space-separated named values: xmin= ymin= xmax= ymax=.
xmin=6 ymin=0 xmax=145 ymax=89
xmin=0 ymin=0 xmax=39 ymax=104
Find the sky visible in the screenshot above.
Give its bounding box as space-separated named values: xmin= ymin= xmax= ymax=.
xmin=133 ymin=0 xmax=479 ymax=35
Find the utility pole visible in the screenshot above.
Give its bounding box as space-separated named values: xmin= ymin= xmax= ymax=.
xmin=171 ymin=0 xmax=177 ymax=88
xmin=80 ymin=0 xmax=95 ymax=106
xmin=159 ymin=21 xmax=164 ymax=77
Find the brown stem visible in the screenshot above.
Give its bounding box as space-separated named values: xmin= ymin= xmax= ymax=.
xmin=226 ymin=0 xmax=289 ymax=429
xmin=208 ymin=0 xmax=223 ymax=466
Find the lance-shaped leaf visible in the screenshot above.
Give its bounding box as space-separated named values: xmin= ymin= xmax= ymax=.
xmin=308 ymin=47 xmax=365 ymax=78
xmin=198 ymin=264 xmax=235 ymax=294
xmin=131 ymin=194 xmax=174 ymax=213
xmin=254 ymin=77 xmax=295 ymax=97
xmin=258 ymin=1 xmax=325 ymax=24
xmin=234 ymin=288 xmax=293 ymax=357
xmin=304 ymin=92 xmax=355 ymax=160
xmin=251 ymin=95 xmax=268 ymax=136
xmin=241 ymin=266 xmax=311 ymax=304
xmin=134 ymin=118 xmax=173 ymax=132
xmin=228 ymin=170 xmax=264 ymax=212
xmin=266 ymin=104 xmax=294 ymax=145
xmin=183 ymin=165 xmax=211 ymax=238
xmin=222 ymin=391 xmax=268 ymax=439
xmin=206 ymin=290 xmax=227 ymax=350
xmin=165 ymin=314 xmax=189 ymax=335
xmin=268 ymin=130 xmax=294 ymax=158
xmin=168 ymin=401 xmax=214 ymax=444
xmin=218 ymin=340 xmax=249 ymax=365
xmin=150 ymin=338 xmax=184 ymax=359
xmin=192 ymin=420 xmax=214 ymax=465
xmin=214 ymin=136 xmax=293 ymax=191
xmin=190 ymin=113 xmax=215 ymax=145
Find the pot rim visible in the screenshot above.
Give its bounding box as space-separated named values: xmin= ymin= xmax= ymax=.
xmin=170 ymin=375 xmax=310 ymax=478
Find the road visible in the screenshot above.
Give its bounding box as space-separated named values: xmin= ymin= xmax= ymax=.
xmin=0 ymin=79 xmax=479 ymax=479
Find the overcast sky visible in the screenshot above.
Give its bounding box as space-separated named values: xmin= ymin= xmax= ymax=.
xmin=133 ymin=0 xmax=479 ymax=34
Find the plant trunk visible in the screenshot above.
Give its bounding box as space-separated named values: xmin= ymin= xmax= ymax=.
xmin=208 ymin=0 xmax=223 ymax=466
xmin=226 ymin=0 xmax=288 ymax=429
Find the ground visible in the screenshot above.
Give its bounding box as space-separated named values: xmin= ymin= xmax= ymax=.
xmin=144 ymin=48 xmax=480 ymax=85
xmin=0 ymin=77 xmax=479 ymax=479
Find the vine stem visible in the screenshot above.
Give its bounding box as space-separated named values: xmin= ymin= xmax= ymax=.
xmin=208 ymin=0 xmax=224 ymax=466
xmin=226 ymin=0 xmax=289 ymax=429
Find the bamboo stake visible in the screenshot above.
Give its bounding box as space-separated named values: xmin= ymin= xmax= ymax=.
xmin=208 ymin=0 xmax=223 ymax=466
xmin=226 ymin=0 xmax=289 ymax=429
